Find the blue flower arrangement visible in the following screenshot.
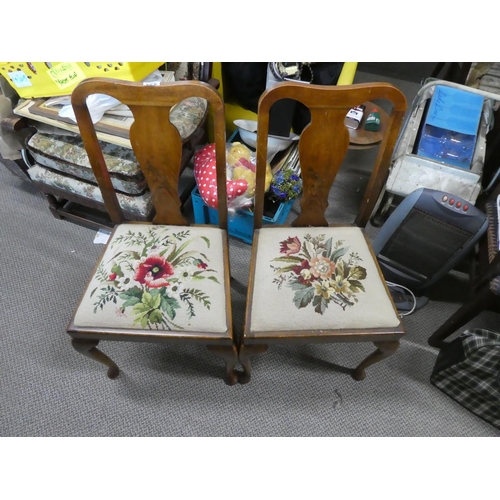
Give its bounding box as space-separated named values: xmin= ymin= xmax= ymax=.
xmin=269 ymin=169 xmax=303 ymax=202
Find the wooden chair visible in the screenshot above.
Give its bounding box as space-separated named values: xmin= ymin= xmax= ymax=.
xmin=67 ymin=78 xmax=238 ymax=385
xmin=239 ymin=81 xmax=407 ymax=383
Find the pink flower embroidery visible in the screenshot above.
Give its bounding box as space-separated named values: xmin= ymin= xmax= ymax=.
xmin=109 ymin=272 xmax=117 ymax=281
xmin=280 ymin=236 xmax=301 ymax=257
xmin=134 ymin=254 xmax=174 ymax=289
xmin=309 ymin=256 xmax=336 ymax=280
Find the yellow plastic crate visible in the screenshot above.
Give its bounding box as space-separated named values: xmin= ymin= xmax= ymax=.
xmin=0 ymin=62 xmax=163 ymax=98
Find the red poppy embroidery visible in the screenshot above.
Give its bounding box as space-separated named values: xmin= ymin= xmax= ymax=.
xmin=134 ymin=255 xmax=174 ymax=289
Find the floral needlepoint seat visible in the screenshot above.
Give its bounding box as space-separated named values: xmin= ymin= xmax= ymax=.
xmin=250 ymin=227 xmax=400 ymax=334
xmin=67 ymin=78 xmax=238 ymax=385
xmin=240 ymin=81 xmax=408 ymax=383
xmin=73 ymin=224 xmax=228 ymax=334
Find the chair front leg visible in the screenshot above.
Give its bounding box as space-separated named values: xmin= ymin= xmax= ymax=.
xmin=352 ymin=340 xmax=399 ymax=381
xmin=71 ymin=338 xmax=120 ymax=379
xmin=207 ymin=345 xmax=239 ymax=386
xmin=238 ymin=344 xmax=268 ymax=384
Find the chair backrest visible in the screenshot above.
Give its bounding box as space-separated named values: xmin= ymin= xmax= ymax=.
xmin=71 ymin=78 xmax=228 ymax=229
xmin=254 ymin=81 xmax=407 ymax=228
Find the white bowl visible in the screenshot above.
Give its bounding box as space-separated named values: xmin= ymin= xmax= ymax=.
xmin=233 ymin=119 xmax=299 ymax=159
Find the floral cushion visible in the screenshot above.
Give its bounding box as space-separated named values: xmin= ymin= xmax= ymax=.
xmin=170 ymin=97 xmax=207 ymax=139
xmin=28 ymin=164 xmax=153 ymax=218
xmin=249 ymin=226 xmax=401 ymax=334
xmin=25 ymin=97 xmax=207 ymax=195
xmin=73 ymin=224 xmax=229 ymax=335
xmin=27 ymin=133 xmax=147 ymax=195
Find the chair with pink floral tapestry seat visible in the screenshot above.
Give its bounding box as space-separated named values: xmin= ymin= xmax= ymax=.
xmin=67 ymin=77 xmax=238 ymax=385
xmin=239 ymin=81 xmax=408 ymax=383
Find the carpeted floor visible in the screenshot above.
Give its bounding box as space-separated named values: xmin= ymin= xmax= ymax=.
xmin=1 ymin=69 xmax=499 ymax=437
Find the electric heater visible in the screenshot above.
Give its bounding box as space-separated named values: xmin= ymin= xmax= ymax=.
xmin=372 ymin=188 xmax=488 ymax=291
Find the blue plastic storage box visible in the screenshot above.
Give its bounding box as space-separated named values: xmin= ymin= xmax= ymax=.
xmin=191 ymin=186 xmax=294 ymax=244
xmin=417 ymin=85 xmax=484 ymax=169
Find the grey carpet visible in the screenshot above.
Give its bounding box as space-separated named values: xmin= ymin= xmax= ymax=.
xmin=1 ymin=71 xmax=499 ymax=436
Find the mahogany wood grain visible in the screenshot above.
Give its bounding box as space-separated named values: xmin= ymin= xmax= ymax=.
xmin=72 ymin=79 xmax=229 ymax=229
xmin=241 ymin=81 xmax=407 ymax=382
xmin=67 ymin=78 xmax=237 ymax=384
xmin=253 ymin=82 xmax=407 ymax=229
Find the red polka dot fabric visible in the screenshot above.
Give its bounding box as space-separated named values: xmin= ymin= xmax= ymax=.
xmin=194 ymin=144 xmax=249 ymax=209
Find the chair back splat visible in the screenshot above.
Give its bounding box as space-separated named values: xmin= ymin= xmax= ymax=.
xmin=254 ymin=82 xmax=407 ymax=229
xmin=72 ymin=78 xmax=228 ymax=229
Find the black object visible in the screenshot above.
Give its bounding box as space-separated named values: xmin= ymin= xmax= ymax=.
xmin=430 ymin=328 xmax=500 ymax=430
xmin=427 ymin=199 xmax=500 ymax=348
xmin=372 ymin=188 xmax=488 ymax=291
xmin=388 ymin=284 xmax=428 ymax=312
xmin=220 ymin=62 xmax=344 ymax=135
xmin=221 ymin=62 xmax=268 ymax=113
xmin=292 ymin=62 xmax=344 ymax=134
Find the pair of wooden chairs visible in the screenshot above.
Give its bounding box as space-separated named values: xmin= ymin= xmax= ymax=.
xmin=68 ymin=77 xmax=407 ymax=385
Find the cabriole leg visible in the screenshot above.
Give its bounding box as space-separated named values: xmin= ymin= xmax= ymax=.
xmin=71 ymin=338 xmax=120 ymax=379
xmin=352 ymin=341 xmax=399 ymax=381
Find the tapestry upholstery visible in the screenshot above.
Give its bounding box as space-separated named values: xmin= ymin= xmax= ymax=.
xmin=27 ymin=132 xmax=147 ymax=195
xmin=73 ymin=224 xmax=229 ymax=335
xmin=249 ymin=226 xmax=401 ymax=334
xmin=28 ymin=164 xmax=153 ymax=217
xmin=25 ymin=97 xmax=207 ymax=196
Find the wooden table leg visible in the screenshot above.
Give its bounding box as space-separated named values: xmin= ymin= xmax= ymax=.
xmin=352 ymin=340 xmax=400 ymax=381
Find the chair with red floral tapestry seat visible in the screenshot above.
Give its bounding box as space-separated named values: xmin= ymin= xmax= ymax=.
xmin=67 ymin=77 xmax=238 ymax=385
xmin=239 ymin=81 xmax=407 ymax=383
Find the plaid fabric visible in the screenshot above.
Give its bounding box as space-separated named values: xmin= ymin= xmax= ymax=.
xmin=431 ymin=328 xmax=500 ymax=429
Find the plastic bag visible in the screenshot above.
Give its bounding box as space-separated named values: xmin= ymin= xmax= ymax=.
xmin=194 ymin=142 xmax=272 ymax=213
xmin=58 ymin=93 xmax=121 ymax=124
xmin=57 ymin=69 xmax=164 ymax=124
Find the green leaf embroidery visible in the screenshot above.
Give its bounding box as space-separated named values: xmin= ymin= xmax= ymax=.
xmin=274 ymin=264 xmax=298 ymax=274
xmin=107 ymin=250 xmax=141 ymax=263
xmin=348 ymin=279 xmax=365 ymax=293
xmin=142 ymin=291 xmax=161 ymax=310
xmin=313 ymin=294 xmax=328 ymax=314
xmin=168 ymin=239 xmax=192 ymax=264
xmin=271 ymin=256 xmax=303 ymax=264
xmin=149 ymin=309 xmax=163 ymax=324
xmin=133 ymin=302 xmax=152 ymax=315
xmin=119 ymin=287 xmax=143 ymax=308
xmin=160 ymin=295 xmax=180 ymax=320
xmin=293 ymin=286 xmax=315 ymax=309
xmin=336 ymin=259 xmax=345 ymax=279
xmin=111 ymin=263 xmax=124 ymax=278
xmin=331 ymin=247 xmax=348 ymax=262
xmin=324 ymin=237 xmax=333 ymax=259
xmin=207 ymin=276 xmax=221 ymax=284
xmin=171 ymin=250 xmax=199 ymax=267
xmin=349 ymin=266 xmax=367 ymax=280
